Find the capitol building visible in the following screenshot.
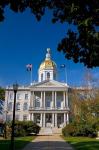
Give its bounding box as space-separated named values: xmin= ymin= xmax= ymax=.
xmin=5 ymin=48 xmax=69 ymax=128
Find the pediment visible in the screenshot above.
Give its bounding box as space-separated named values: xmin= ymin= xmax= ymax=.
xmin=31 ymin=80 xmax=67 ymax=88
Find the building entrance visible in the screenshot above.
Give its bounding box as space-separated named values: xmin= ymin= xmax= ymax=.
xmin=57 ymin=114 xmax=64 ymax=128
xmin=46 ymin=114 xmax=52 ymax=127
xmin=34 ymin=114 xmax=40 ymax=124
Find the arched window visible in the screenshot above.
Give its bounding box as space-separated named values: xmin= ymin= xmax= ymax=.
xmin=35 ymin=99 xmax=40 ymax=108
xmin=47 ymin=72 xmax=50 ymax=80
xmin=41 ymin=73 xmax=43 ymax=81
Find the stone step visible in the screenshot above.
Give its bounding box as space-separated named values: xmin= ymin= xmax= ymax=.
xmin=52 ymin=128 xmax=62 ymax=134
xmin=38 ymin=127 xmax=62 ymax=135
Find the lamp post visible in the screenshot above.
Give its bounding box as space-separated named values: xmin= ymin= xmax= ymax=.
xmin=10 ymin=83 xmax=18 ymax=150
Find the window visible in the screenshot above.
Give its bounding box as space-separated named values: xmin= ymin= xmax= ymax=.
xmin=16 ymin=102 xmax=20 ymax=110
xmin=15 ymin=115 xmax=20 ymax=120
xmin=23 ymin=115 xmax=27 ymax=121
xmin=23 ymin=103 xmax=28 ymax=110
xmin=41 ymin=73 xmax=43 ymax=81
xmin=8 ymin=102 xmax=13 ymax=111
xmin=46 ymin=100 xmax=50 ymax=108
xmin=47 ymin=72 xmax=50 ymax=80
xmin=17 ymin=93 xmax=21 ymax=100
xmin=9 ymin=93 xmax=13 ymax=100
xmin=35 ymin=99 xmax=40 ymax=108
xmin=25 ymin=94 xmax=28 ymax=100
xmin=57 ymin=100 xmax=61 ymax=108
xmin=54 ymin=73 xmax=56 ymax=80
xmin=7 ymin=115 xmax=12 ymax=121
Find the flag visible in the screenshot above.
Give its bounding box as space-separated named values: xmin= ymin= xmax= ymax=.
xmin=26 ymin=64 xmax=32 ymax=71
xmin=60 ymin=64 xmax=65 ymax=68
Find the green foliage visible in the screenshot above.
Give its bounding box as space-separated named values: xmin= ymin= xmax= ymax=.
xmin=0 ymin=136 xmax=35 ymax=150
xmin=0 ymin=87 xmax=5 ymax=114
xmin=66 ymin=89 xmax=99 ymax=138
xmin=0 ymin=87 xmax=5 ymax=100
xmin=62 ymin=124 xmax=76 ymax=136
xmin=0 ymin=0 xmax=99 ymax=67
xmin=6 ymin=121 xmax=40 ymax=137
xmin=62 ymin=118 xmax=99 ymax=137
xmin=64 ymin=137 xmax=99 ymax=150
xmin=15 ymin=128 xmax=26 ymax=137
xmin=14 ymin=121 xmax=40 ymax=136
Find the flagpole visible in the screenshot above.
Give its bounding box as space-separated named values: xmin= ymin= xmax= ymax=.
xmin=60 ymin=64 xmax=67 ymax=84
xmin=65 ymin=66 xmax=67 ymax=84
xmin=30 ymin=66 xmax=32 ymax=85
xmin=26 ymin=64 xmax=33 ymax=85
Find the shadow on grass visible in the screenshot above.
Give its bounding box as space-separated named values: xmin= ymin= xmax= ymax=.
xmin=0 ymin=136 xmax=36 ymax=150
xmin=67 ymin=140 xmax=99 ymax=150
xmin=1 ymin=136 xmax=99 ymax=150
xmin=0 ymin=139 xmax=73 ymax=150
xmin=16 ymin=141 xmax=74 ymax=150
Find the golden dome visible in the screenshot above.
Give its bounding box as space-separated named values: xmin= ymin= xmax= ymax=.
xmin=39 ymin=48 xmax=57 ymax=70
xmin=39 ymin=60 xmax=56 ymax=70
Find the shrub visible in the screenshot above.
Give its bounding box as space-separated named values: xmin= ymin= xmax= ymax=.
xmin=62 ymin=124 xmax=76 ymax=136
xmin=62 ymin=120 xmax=98 ymax=137
xmin=15 ymin=128 xmax=26 ymax=137
xmin=7 ymin=121 xmax=40 ymax=137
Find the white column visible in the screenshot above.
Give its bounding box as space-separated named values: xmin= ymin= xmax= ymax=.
xmin=64 ymin=113 xmax=66 ymax=126
xmin=55 ymin=113 xmax=57 ymax=127
xmin=43 ymin=113 xmax=45 ymax=127
xmin=30 ymin=92 xmax=33 ymax=108
xmin=63 ymin=91 xmax=66 ymax=108
xmin=52 ymin=91 xmax=54 ymax=108
xmin=29 ymin=114 xmax=31 ymax=120
xmin=55 ymin=91 xmax=57 ymax=108
xmin=66 ymin=90 xmax=68 ymax=108
xmin=40 ymin=113 xmax=43 ymax=127
xmin=41 ymin=92 xmax=43 ymax=108
xmin=66 ymin=113 xmax=69 ymax=124
xmin=52 ymin=113 xmax=54 ymax=127
xmin=32 ymin=113 xmax=34 ymax=122
xmin=29 ymin=113 xmax=32 ymax=121
xmin=44 ymin=91 xmax=45 ymax=108
xmin=32 ymin=91 xmax=35 ymax=108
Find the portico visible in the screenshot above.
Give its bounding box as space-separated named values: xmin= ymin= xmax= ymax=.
xmin=29 ymin=112 xmax=69 ymax=128
xmin=29 ymin=81 xmax=69 ymax=128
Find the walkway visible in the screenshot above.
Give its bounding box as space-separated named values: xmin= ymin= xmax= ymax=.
xmin=22 ymin=134 xmax=74 ymax=150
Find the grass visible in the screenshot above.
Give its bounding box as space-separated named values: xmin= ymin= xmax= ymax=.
xmin=63 ymin=136 xmax=99 ymax=150
xmin=0 ymin=136 xmax=36 ymax=150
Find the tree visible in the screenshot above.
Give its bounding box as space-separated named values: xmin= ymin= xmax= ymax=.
xmin=0 ymin=87 xmax=5 ymax=100
xmin=0 ymin=0 xmax=99 ymax=67
xmin=0 ymin=87 xmax=5 ymax=115
xmin=67 ymin=88 xmax=99 ymax=137
xmin=70 ymin=87 xmax=99 ymax=123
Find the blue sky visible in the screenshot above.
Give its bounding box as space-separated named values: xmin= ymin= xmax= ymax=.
xmin=0 ymin=8 xmax=99 ymax=87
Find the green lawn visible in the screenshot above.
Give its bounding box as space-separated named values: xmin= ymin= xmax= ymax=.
xmin=0 ymin=136 xmax=36 ymax=150
xmin=63 ymin=136 xmax=99 ymax=150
